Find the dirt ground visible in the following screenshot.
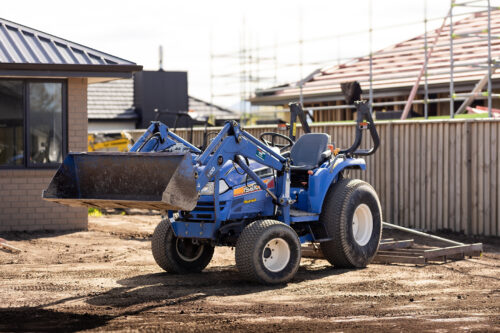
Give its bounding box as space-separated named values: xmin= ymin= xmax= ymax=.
xmin=0 ymin=214 xmax=499 ymax=332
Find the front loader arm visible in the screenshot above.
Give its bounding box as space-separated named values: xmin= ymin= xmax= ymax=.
xmin=194 ymin=121 xmax=286 ymax=189
xmin=194 ymin=121 xmax=291 ymax=212
xmin=130 ymin=121 xmax=201 ymax=154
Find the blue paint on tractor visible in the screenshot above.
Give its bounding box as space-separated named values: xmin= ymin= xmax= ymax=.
xmin=126 ymin=119 xmax=372 ymax=243
xmin=44 ymin=101 xmax=379 ymax=247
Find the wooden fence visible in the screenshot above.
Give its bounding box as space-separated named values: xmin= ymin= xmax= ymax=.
xmin=175 ymin=119 xmax=500 ymax=236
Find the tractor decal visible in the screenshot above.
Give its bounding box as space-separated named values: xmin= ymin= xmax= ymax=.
xmin=233 ymin=178 xmax=274 ymax=197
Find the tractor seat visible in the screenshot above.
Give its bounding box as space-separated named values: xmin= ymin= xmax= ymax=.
xmin=290 ymin=133 xmax=331 ymax=171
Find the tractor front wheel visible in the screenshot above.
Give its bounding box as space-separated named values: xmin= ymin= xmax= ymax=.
xmin=235 ymin=220 xmax=301 ymax=284
xmin=320 ymin=179 xmax=382 ymax=268
xmin=152 ymin=219 xmax=214 ymax=273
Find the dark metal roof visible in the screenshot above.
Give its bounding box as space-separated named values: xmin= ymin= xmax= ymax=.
xmin=0 ymin=17 xmax=142 ymax=76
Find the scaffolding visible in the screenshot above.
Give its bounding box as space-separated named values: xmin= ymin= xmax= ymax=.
xmin=451 ymin=0 xmax=496 ymax=117
xmin=209 ymin=20 xmax=279 ymax=123
xmin=210 ymin=1 xmax=499 ymax=119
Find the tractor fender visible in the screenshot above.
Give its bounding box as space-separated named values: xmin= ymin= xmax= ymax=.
xmin=308 ymin=158 xmax=366 ymax=213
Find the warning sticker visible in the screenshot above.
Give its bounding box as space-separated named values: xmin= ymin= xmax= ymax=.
xmin=256 ymin=148 xmax=267 ymax=161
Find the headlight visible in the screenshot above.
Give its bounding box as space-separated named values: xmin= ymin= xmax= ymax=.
xmin=200 ymin=180 xmax=230 ymax=196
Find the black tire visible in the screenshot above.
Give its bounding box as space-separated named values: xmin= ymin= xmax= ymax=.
xmin=235 ymin=220 xmax=301 ymax=284
xmin=320 ymin=178 xmax=382 ymax=268
xmin=151 ymin=219 xmax=214 ymax=273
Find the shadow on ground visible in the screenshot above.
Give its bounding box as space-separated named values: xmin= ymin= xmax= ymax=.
xmin=0 ymin=265 xmax=350 ymax=332
xmin=0 ymin=308 xmax=110 ymax=332
xmin=0 ymin=229 xmax=84 ymax=242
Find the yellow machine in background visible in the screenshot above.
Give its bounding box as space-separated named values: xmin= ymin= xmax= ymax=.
xmin=87 ymin=132 xmax=131 ymax=152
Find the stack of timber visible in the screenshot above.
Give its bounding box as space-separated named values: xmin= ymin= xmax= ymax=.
xmin=301 ymin=222 xmax=483 ymax=266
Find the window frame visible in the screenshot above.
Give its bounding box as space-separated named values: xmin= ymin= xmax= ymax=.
xmin=0 ymin=78 xmax=68 ymax=169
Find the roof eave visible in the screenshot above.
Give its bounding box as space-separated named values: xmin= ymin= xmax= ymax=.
xmin=0 ymin=63 xmax=142 ymax=73
xmin=249 ymin=80 xmax=494 ymax=106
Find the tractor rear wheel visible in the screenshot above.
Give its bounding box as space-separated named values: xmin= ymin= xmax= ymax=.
xmin=235 ymin=220 xmax=301 ymax=284
xmin=152 ymin=219 xmax=214 ymax=273
xmin=320 ymin=179 xmax=382 ymax=268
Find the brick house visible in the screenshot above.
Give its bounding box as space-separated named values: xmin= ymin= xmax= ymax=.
xmin=0 ymin=18 xmax=141 ymax=231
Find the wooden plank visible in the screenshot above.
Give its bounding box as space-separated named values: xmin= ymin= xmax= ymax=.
xmin=437 ymin=122 xmax=444 ymax=231
xmin=383 ymin=222 xmax=464 ymax=245
xmin=483 ymin=122 xmax=491 ymax=236
xmin=426 ymin=254 xmax=466 ymax=262
xmin=420 ymin=124 xmax=426 ymax=230
xmin=448 ymin=123 xmax=455 ymax=232
xmin=454 ymin=123 xmax=461 ymax=233
xmin=376 ymin=125 xmax=383 ymax=218
xmin=409 ymin=123 xmax=415 ymax=228
xmin=375 ymin=125 xmax=382 ymax=209
xmin=462 ymin=122 xmax=471 ymax=234
xmin=394 ymin=125 xmax=400 ymax=225
xmin=498 ymin=123 xmax=500 ymax=237
xmin=456 ymin=69 xmax=497 ymax=114
xmin=443 ymin=122 xmax=449 ymax=230
xmin=377 ymin=249 xmax=428 ymax=255
xmin=426 ymin=123 xmax=433 ymax=231
xmin=388 ymin=123 xmax=395 ymax=224
xmin=477 ymin=123 xmax=484 ymax=235
xmin=378 ymin=239 xmax=414 ymax=250
xmin=301 ymin=249 xmax=324 ymax=259
xmin=399 ymin=124 xmax=405 ymax=226
xmin=0 ymin=238 xmax=21 ymax=253
xmin=490 ymin=123 xmax=498 ymax=236
xmin=471 ymin=122 xmax=478 ymax=235
xmin=422 ymin=243 xmax=483 ymax=259
xmin=414 ymin=124 xmax=421 ymax=229
xmin=373 ymin=254 xmax=426 ymax=265
xmin=431 ymin=124 xmax=438 ymax=231
xmin=404 ymin=124 xmax=410 ymax=227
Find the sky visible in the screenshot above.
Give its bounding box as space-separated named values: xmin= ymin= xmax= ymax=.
xmin=3 ymin=0 xmax=457 ymax=109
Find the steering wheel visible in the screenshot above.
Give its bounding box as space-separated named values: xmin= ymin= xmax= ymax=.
xmin=259 ymin=132 xmax=294 ymax=152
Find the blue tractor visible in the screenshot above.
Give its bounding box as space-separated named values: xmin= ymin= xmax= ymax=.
xmin=44 ymin=92 xmax=381 ymax=284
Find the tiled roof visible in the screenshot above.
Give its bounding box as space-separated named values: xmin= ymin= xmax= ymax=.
xmin=88 ymin=78 xmax=137 ymax=120
xmin=87 ymin=78 xmax=237 ymax=120
xmin=251 ymin=10 xmax=500 ymax=104
xmin=188 ymin=96 xmax=238 ymax=119
xmin=0 ymin=17 xmax=141 ymax=74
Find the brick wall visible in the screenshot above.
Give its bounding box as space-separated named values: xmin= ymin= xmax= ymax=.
xmin=0 ymin=78 xmax=88 ymax=231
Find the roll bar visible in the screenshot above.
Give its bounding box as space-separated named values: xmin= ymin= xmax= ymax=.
xmin=339 ymin=101 xmax=380 ymax=156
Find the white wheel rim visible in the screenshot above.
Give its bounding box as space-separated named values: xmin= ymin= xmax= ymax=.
xmin=352 ymin=204 xmax=373 ymax=246
xmin=262 ymin=238 xmax=290 ymax=272
xmin=175 ymin=238 xmax=204 ymax=262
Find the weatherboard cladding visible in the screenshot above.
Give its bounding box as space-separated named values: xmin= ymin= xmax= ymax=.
xmin=0 ymin=17 xmax=137 ymax=67
xmin=252 ymin=10 xmax=500 ymax=103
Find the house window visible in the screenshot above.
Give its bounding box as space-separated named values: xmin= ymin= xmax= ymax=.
xmin=0 ymin=79 xmax=66 ymax=168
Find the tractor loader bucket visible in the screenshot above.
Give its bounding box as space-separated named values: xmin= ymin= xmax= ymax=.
xmin=43 ymin=152 xmax=198 ymax=211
